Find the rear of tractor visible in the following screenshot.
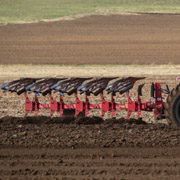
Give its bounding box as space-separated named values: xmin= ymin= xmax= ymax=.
xmin=165 ymin=76 xmax=180 ymax=126
xmin=0 ymin=76 xmax=180 ymax=127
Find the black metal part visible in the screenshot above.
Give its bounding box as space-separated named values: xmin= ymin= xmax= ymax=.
xmin=78 ymin=77 xmax=117 ymax=96
xmin=1 ymin=78 xmax=40 ymax=95
xmin=160 ymin=84 xmax=170 ymax=95
xmin=151 ymin=83 xmax=155 ymax=98
xmin=138 ymin=84 xmax=145 ymax=96
xmin=26 ymin=78 xmax=66 ymax=95
xmin=52 ymin=78 xmax=92 ymax=95
xmin=120 ymin=83 xmax=134 ymax=94
xmin=0 ymin=76 xmax=146 ymax=96
xmin=107 ymin=77 xmax=145 ymax=95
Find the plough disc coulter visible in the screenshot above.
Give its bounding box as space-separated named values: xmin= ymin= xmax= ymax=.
xmin=1 ymin=76 xmax=174 ymax=123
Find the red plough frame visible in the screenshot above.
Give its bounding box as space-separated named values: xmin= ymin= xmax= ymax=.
xmin=24 ymin=83 xmax=165 ymax=119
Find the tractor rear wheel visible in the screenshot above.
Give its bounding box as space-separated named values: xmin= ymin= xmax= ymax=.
xmin=165 ymin=84 xmax=180 ymax=127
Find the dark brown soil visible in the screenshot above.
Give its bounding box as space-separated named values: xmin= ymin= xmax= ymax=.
xmin=0 ymin=14 xmax=180 ymax=65
xmin=1 ymin=147 xmax=180 ymax=180
xmin=0 ymin=117 xmax=180 ymax=179
xmin=0 ymin=116 xmax=180 ymax=149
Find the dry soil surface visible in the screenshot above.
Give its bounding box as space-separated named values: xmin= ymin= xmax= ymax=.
xmin=1 ymin=147 xmax=180 ymax=180
xmin=0 ymin=14 xmax=180 ymax=65
xmin=0 ymin=116 xmax=180 ymax=180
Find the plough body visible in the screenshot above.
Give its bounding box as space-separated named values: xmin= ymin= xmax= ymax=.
xmin=1 ymin=77 xmax=169 ymax=120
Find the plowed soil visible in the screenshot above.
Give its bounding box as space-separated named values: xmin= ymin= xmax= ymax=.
xmin=0 ymin=14 xmax=180 ymax=64
xmin=0 ymin=116 xmax=180 ymax=180
xmin=1 ymin=147 xmax=180 ymax=180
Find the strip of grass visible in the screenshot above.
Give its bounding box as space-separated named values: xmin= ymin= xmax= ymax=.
xmin=0 ymin=0 xmax=180 ymax=24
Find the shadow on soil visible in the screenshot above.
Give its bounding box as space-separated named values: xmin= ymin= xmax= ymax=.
xmin=0 ymin=116 xmax=147 ymax=125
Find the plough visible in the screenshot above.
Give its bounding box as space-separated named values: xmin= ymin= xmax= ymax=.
xmin=0 ymin=76 xmax=180 ymax=126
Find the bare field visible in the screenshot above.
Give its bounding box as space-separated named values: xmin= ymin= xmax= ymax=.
xmin=0 ymin=147 xmax=180 ymax=180
xmin=0 ymin=14 xmax=180 ymax=65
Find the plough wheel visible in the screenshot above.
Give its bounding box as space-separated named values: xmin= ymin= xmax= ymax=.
xmin=165 ymin=84 xmax=180 ymax=127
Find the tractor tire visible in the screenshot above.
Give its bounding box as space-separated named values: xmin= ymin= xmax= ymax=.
xmin=165 ymin=84 xmax=180 ymax=127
